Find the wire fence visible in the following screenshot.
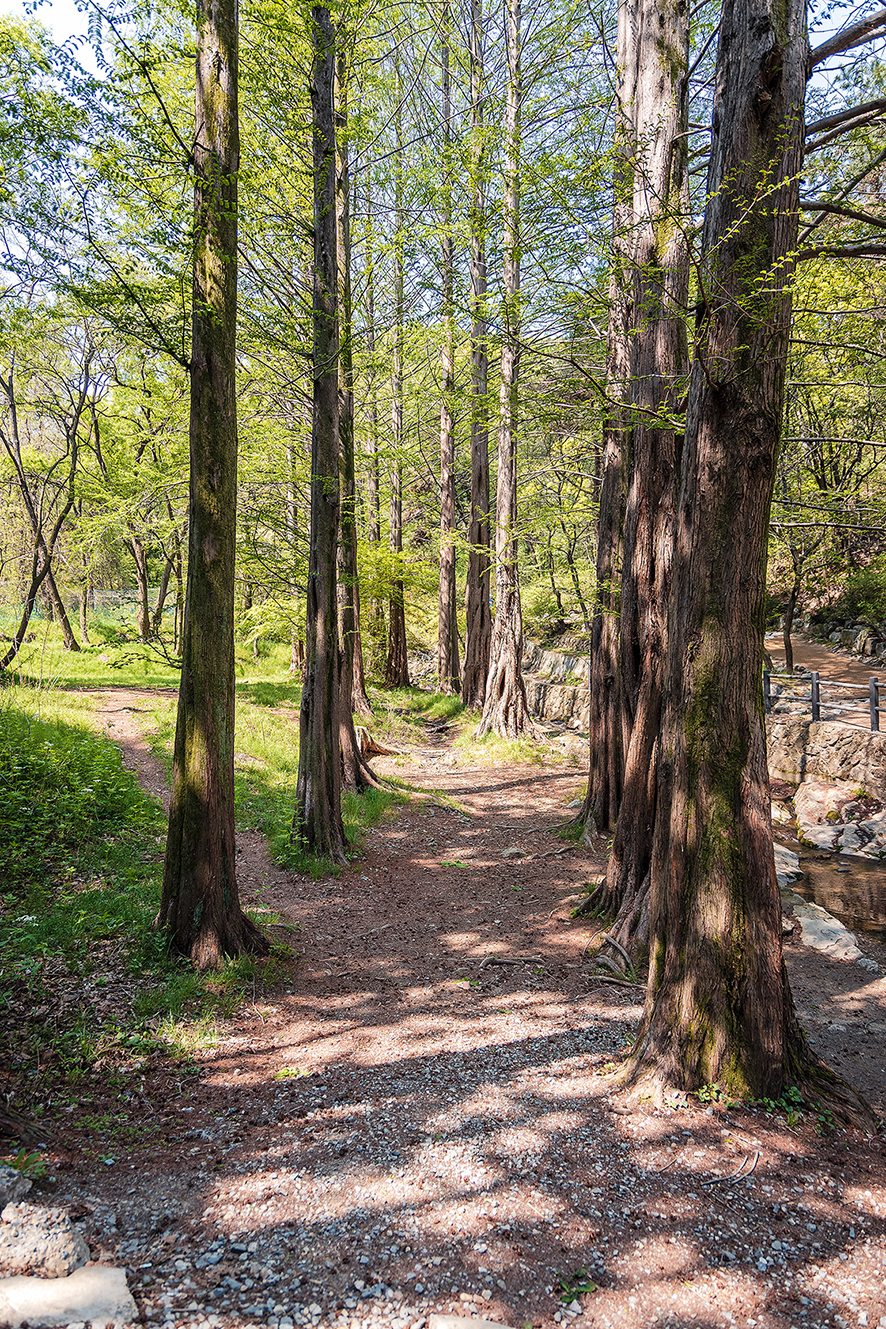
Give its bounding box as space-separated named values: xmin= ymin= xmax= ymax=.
xmin=763 ymin=670 xmax=881 ymax=732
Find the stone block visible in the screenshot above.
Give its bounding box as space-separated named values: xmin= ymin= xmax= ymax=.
xmin=0 ymin=1264 xmax=136 ymax=1328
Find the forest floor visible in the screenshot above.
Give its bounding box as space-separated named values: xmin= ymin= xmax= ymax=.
xmin=13 ymin=640 xmax=886 ymax=1329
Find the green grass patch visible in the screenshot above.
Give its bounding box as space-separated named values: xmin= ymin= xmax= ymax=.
xmin=0 ymin=688 xmax=286 ymax=1112
xmin=452 ymin=722 xmax=567 ymax=767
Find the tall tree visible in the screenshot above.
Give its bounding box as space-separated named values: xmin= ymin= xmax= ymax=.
xmin=586 ymin=0 xmax=690 ymax=942
xmin=158 ymin=0 xmax=268 ymax=967
xmin=335 ymin=38 xmax=373 ymax=722
xmin=385 ymin=50 xmax=410 ymax=689
xmin=477 ymin=0 xmax=529 ymax=738
xmin=436 ymin=0 xmax=460 ymax=695
xmin=626 ymin=0 xmax=870 ymax=1119
xmin=293 ymin=5 xmax=348 ymax=863
xmin=461 ymin=0 xmax=492 ymax=709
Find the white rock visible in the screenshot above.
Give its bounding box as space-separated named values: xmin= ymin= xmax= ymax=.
xmin=774 ymin=844 xmax=803 ymax=889
xmin=791 ymin=900 xmax=861 ymax=961
xmin=0 ymin=1265 xmax=137 ymax=1328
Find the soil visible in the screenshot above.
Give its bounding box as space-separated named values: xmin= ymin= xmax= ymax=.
xmin=7 ymin=655 xmax=886 ymax=1329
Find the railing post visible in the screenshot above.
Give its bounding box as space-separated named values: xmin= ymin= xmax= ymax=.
xmin=811 ymin=671 xmax=820 ymax=722
xmin=871 ymin=676 xmax=880 ymax=733
xmin=763 ymin=669 xmax=771 ymax=715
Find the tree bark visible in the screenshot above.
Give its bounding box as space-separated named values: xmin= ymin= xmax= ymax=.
xmin=293 ymin=6 xmax=348 ymax=864
xmin=578 ymin=0 xmax=637 ymax=837
xmin=437 ymin=2 xmax=460 ymax=696
xmin=126 ymin=535 xmax=152 ymax=641
xmin=335 ymin=38 xmax=377 ymax=794
xmin=363 ymin=181 xmax=387 ymax=671
xmin=335 ymin=43 xmax=373 ymax=724
xmin=158 ymin=0 xmax=267 ymax=968
xmin=385 ymin=55 xmax=410 ymax=689
xmin=476 ymin=0 xmax=529 ymax=740
xmin=625 ymin=0 xmax=870 ymax=1119
xmin=461 ymin=0 xmax=492 ymax=710
xmin=590 ymin=0 xmax=689 ymax=934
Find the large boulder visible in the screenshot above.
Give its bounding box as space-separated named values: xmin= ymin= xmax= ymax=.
xmin=0 ymin=1202 xmax=89 ymax=1278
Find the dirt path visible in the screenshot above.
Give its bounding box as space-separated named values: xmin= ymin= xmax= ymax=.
xmin=36 ymin=687 xmax=886 ymax=1329
xmin=768 ymin=633 xmax=883 ymax=730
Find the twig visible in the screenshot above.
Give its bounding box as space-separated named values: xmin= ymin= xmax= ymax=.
xmin=652 ymin=1154 xmax=679 ymax=1174
xmin=702 ymin=1149 xmax=760 ymax=1187
xmin=478 ymin=954 xmax=544 ymax=970
xmin=587 ymin=974 xmax=646 ymax=989
xmin=702 ymin=1154 xmax=748 ymax=1187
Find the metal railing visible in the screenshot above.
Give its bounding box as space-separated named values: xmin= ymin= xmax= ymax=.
xmin=763 ymin=670 xmax=881 ymax=732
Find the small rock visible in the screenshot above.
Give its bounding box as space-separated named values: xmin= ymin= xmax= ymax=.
xmin=857 ymin=958 xmax=880 ymax=973
xmin=0 ymin=1203 xmax=90 ymax=1278
xmin=0 ymin=1166 xmax=31 ymax=1211
xmin=0 ymin=1265 xmax=137 ymax=1328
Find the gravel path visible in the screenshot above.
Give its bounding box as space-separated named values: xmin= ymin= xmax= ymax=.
xmin=22 ymin=686 xmax=886 ymax=1329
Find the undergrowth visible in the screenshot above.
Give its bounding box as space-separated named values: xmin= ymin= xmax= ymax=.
xmin=0 ymin=687 xmax=286 ymax=1133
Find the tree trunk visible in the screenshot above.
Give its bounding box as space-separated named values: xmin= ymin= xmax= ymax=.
xmin=476 ymin=0 xmax=528 ymax=740
xmin=783 ymin=562 xmax=801 ymax=673
xmin=363 ymin=181 xmax=387 ymax=672
xmin=335 ymin=45 xmax=373 ymax=724
xmin=127 ymin=535 xmax=152 ymax=641
xmin=437 ymin=3 xmax=460 ymax=696
xmin=79 ymin=577 xmax=90 ymax=644
xmin=578 ymin=0 xmax=638 ymax=837
xmin=626 ymin=0 xmax=870 ymax=1120
xmin=158 ymin=0 xmax=267 ymax=968
xmin=151 ymin=553 xmax=174 ymax=637
xmin=385 ymin=56 xmax=410 ymax=690
xmin=335 ymin=40 xmax=377 ymax=794
xmin=293 ymin=5 xmax=348 ymax=864
xmin=461 ymin=0 xmax=492 ymax=710
xmin=590 ymin=0 xmax=689 ymax=934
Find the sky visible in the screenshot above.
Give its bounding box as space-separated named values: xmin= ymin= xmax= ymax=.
xmin=2 ymin=0 xmax=89 ymax=40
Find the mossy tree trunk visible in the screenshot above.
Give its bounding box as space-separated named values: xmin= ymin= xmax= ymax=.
xmin=626 ymin=0 xmax=872 ymax=1117
xmin=158 ymin=0 xmax=267 ymax=968
xmin=293 ymin=5 xmax=348 ymax=864
xmin=461 ymin=0 xmax=491 ymax=711
xmin=476 ymin=0 xmax=529 ymax=740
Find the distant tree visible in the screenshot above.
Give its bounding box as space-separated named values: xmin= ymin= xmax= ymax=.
xmin=461 ymin=0 xmax=492 ymax=710
xmin=293 ymin=5 xmax=348 ymax=863
xmin=477 ymin=0 xmax=529 ymax=738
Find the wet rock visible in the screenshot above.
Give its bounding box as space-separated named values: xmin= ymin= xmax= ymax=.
xmin=0 ymin=1202 xmax=90 ymax=1278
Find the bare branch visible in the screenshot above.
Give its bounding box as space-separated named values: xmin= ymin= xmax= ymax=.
xmin=809 ymin=8 xmax=886 ymax=67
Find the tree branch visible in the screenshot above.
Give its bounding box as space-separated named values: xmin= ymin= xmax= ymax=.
xmin=809 ymin=9 xmax=886 ymax=67
xmin=799 ymin=198 xmax=886 ymax=228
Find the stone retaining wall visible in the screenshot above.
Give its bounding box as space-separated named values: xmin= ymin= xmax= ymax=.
xmin=521 ymin=643 xmax=886 ymax=795
xmin=765 ymin=718 xmax=886 ymax=796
